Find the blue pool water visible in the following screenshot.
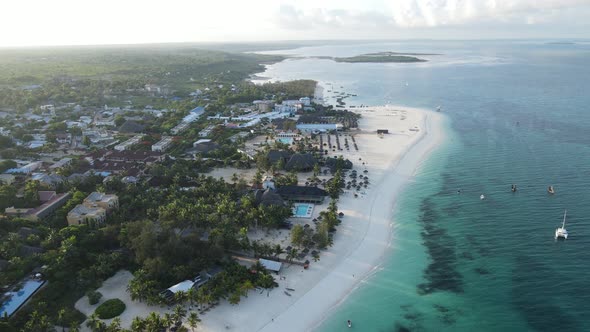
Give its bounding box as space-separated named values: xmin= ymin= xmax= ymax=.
xmin=0 ymin=279 xmax=44 ymax=317
xmin=277 ymin=137 xmax=293 ymax=145
xmin=293 ymin=203 xmax=313 ymax=217
xmin=257 ymin=40 xmax=590 ymax=331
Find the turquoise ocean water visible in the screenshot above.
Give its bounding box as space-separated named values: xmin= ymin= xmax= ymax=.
xmin=256 ymin=41 xmax=590 ymax=331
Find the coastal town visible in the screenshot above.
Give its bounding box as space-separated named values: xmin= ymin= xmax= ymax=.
xmin=0 ymin=47 xmax=436 ymax=332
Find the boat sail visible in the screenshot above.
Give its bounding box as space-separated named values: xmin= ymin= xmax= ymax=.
xmin=555 ymin=210 xmax=569 ymax=240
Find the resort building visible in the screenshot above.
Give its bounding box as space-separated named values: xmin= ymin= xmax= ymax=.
xmin=299 ymin=97 xmax=311 ymax=106
xmin=259 ymin=258 xmax=282 ymax=273
xmin=114 ymin=135 xmax=143 ymax=151
xmin=170 ymin=106 xmax=205 ymax=134
xmin=198 ymin=125 xmax=216 ymax=137
xmin=229 ymin=132 xmax=249 ymax=143
xmin=66 ymin=192 xmax=118 ymax=227
xmin=151 ymin=136 xmax=174 ymax=152
xmin=67 ymin=205 xmax=106 ymax=227
xmin=285 ymin=153 xmax=316 ymax=172
xmin=5 ymin=192 xmax=71 ymax=221
xmin=83 ymin=192 xmax=119 ymax=211
xmin=276 ymin=186 xmax=328 ymax=203
xmin=296 ymin=123 xmax=343 ymax=132
xmin=253 ymin=100 xmax=274 ymax=112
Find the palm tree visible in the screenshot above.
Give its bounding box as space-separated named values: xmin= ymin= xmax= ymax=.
xmin=286 ymin=248 xmax=299 ymax=263
xmin=273 ymin=244 xmax=284 ymax=258
xmin=187 ymin=312 xmax=201 ymax=332
xmin=173 ymin=290 xmax=187 ymax=304
xmin=162 ymin=313 xmax=174 ymax=330
xmin=172 ymin=304 xmax=187 ymax=325
xmin=130 ymin=316 xmax=146 ymax=332
xmin=186 ymin=287 xmax=197 ymax=309
xmin=144 ymin=312 xmax=164 ymax=332
xmin=57 ymin=308 xmax=66 ymax=332
xmin=86 ymin=313 xmax=106 ymax=332
xmin=106 ymin=318 xmax=122 ymax=332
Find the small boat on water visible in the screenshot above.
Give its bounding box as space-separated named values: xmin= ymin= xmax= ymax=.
xmin=555 ymin=210 xmax=569 ymax=240
xmin=436 ymin=105 xmax=442 ymax=112
xmin=511 ymin=184 xmax=517 ymax=192
xmin=480 ymin=194 xmax=485 ymax=200
xmin=548 ymin=186 xmax=555 ymax=194
xmin=347 ymin=320 xmax=352 ymax=328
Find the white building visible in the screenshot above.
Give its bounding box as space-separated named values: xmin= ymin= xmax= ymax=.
xmin=193 ymin=139 xmax=212 ymax=147
xmin=296 ymin=123 xmax=342 ymax=132
xmin=198 ymin=125 xmax=216 ymax=137
xmin=299 ymin=97 xmax=311 ymax=106
xmin=152 ymin=136 xmax=174 ymax=152
xmin=114 ymin=135 xmax=143 ymax=151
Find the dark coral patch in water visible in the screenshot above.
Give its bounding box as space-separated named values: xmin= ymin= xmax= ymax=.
xmin=417 ymin=198 xmax=464 ymax=295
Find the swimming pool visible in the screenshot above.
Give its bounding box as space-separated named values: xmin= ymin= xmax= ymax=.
xmin=292 ymin=203 xmax=314 ymax=218
xmin=0 ymin=279 xmax=45 ymax=317
xmin=277 ymin=137 xmax=293 ymax=145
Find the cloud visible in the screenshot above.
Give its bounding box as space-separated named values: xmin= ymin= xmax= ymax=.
xmin=277 ymin=4 xmax=393 ymax=30
xmin=389 ymin=0 xmax=590 ymax=27
xmin=277 ymin=0 xmax=590 ymax=33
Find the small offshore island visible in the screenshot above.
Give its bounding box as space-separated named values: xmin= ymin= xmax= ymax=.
xmin=310 ymin=51 xmax=440 ymax=63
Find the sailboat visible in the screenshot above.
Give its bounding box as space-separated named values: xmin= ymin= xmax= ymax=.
xmin=555 ymin=210 xmax=569 ymax=240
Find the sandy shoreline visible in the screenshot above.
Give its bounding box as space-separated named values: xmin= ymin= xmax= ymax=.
xmin=198 ymin=106 xmax=446 ymax=332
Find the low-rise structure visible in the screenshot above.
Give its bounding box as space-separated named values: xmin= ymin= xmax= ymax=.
xmin=152 ymin=136 xmax=174 ymax=152
xmin=5 ymin=192 xmax=71 ymax=221
xmin=198 ymin=125 xmax=216 ymax=137
xmin=114 ymin=135 xmax=143 ymax=151
xmin=275 ymin=186 xmax=327 ymax=203
xmin=49 ymin=158 xmax=73 ymax=171
xmin=67 ymin=192 xmax=118 ymax=227
xmin=296 ymin=123 xmax=342 ymax=132
xmin=67 ymin=205 xmax=106 ymax=227
xmin=83 ymin=192 xmax=119 ymax=211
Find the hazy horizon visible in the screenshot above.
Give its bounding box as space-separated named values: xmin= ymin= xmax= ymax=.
xmin=2 ymin=0 xmax=590 ymax=47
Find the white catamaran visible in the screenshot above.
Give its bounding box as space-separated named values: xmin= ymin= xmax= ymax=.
xmin=555 ymin=210 xmax=569 ymax=240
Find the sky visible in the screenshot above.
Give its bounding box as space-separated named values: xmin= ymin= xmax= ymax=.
xmin=1 ymin=0 xmax=590 ymax=47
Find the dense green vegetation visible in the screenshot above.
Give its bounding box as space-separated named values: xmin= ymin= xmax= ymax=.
xmin=0 ymin=46 xmax=283 ymax=110
xmin=94 ymin=298 xmax=126 ymax=319
xmin=0 ymin=43 xmax=334 ymax=331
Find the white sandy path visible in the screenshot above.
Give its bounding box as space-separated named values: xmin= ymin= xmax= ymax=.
xmin=198 ymin=107 xmax=445 ymax=332
xmin=75 ymin=270 xmax=172 ymax=331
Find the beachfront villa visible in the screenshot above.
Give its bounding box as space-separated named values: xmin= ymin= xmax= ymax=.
xmin=296 ymin=123 xmax=343 ymax=132
xmin=259 ymin=258 xmax=282 ymax=274
xmin=276 ymin=186 xmax=328 ymax=203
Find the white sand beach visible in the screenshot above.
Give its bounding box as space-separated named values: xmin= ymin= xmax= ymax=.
xmin=198 ymin=106 xmax=446 ymax=332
